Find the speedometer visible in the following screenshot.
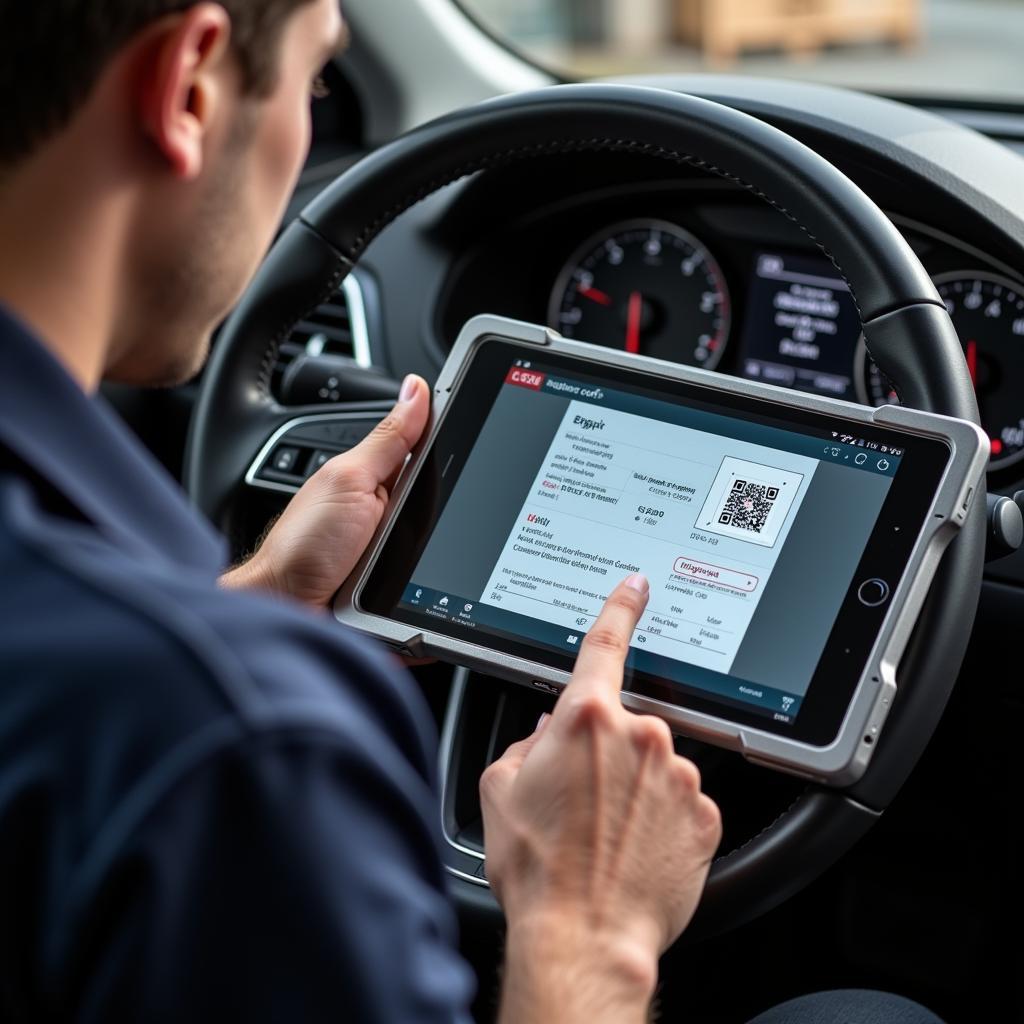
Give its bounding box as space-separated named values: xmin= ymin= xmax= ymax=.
xmin=547 ymin=220 xmax=730 ymax=369
xmin=860 ymin=271 xmax=1024 ymax=472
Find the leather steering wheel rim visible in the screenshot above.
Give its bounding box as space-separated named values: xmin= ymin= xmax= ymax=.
xmin=186 ymin=83 xmax=985 ymax=937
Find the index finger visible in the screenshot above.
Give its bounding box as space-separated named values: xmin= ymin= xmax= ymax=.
xmin=561 ymin=574 xmax=650 ymax=705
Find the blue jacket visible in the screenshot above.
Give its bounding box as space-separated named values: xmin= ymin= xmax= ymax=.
xmin=0 ymin=306 xmax=474 ymax=1021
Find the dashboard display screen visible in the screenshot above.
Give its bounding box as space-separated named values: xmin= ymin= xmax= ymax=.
xmin=361 ymin=340 xmax=951 ymax=745
xmin=738 ymin=251 xmax=861 ymax=400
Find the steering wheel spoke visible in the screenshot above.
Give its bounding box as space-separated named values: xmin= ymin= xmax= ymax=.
xmin=245 ymin=406 xmax=389 ymax=496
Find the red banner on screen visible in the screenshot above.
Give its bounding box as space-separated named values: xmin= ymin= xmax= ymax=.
xmin=505 ymin=367 xmax=546 ymax=390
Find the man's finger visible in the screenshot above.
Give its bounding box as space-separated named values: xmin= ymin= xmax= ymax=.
xmin=347 ymin=375 xmax=430 ymax=484
xmin=480 ymin=715 xmax=550 ymax=803
xmin=561 ymin=575 xmax=649 ymax=704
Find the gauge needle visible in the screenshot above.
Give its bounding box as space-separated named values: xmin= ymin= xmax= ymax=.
xmin=966 ymin=339 xmax=978 ymax=386
xmin=578 ymin=285 xmax=612 ymax=306
xmin=626 ymin=291 xmax=643 ymax=354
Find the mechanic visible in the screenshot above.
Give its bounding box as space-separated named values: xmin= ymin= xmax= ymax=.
xmin=0 ymin=1 xmax=946 ymax=1021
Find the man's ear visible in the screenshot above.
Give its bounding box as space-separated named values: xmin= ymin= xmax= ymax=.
xmin=137 ymin=3 xmax=233 ymax=180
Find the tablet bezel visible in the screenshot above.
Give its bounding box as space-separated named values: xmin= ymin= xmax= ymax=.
xmin=334 ymin=316 xmax=987 ymax=784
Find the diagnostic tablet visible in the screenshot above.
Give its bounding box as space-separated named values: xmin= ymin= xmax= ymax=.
xmin=335 ymin=316 xmax=987 ymax=784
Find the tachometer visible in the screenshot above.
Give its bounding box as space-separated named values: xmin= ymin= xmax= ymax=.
xmin=859 ymin=271 xmax=1024 ymax=472
xmin=547 ymin=220 xmax=730 ymax=369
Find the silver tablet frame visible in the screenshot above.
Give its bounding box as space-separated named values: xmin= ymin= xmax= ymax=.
xmin=334 ymin=315 xmax=987 ymax=785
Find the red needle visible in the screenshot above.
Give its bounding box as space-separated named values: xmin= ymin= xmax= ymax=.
xmin=626 ymin=291 xmax=643 ymax=354
xmin=966 ymin=339 xmax=978 ymax=386
xmin=578 ymin=285 xmax=612 ymax=306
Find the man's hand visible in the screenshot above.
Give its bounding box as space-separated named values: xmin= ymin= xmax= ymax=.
xmin=222 ymin=375 xmax=429 ymax=609
xmin=481 ymin=575 xmax=722 ymax=1024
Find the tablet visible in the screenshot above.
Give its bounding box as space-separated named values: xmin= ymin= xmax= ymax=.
xmin=334 ymin=315 xmax=987 ymax=784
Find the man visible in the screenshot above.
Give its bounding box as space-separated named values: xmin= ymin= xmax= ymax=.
xmin=0 ymin=1 xmax=945 ymax=1021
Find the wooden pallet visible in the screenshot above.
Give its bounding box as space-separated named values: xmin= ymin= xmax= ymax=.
xmin=674 ymin=0 xmax=920 ymax=64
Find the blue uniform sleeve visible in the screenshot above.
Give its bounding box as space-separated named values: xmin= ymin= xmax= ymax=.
xmin=54 ymin=726 xmax=477 ymax=1023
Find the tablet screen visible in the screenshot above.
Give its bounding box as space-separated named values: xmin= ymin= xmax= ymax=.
xmin=362 ymin=338 xmax=951 ymax=745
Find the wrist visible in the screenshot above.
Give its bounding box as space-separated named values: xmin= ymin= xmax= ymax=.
xmin=220 ymin=553 xmax=276 ymax=594
xmin=501 ymin=912 xmax=657 ymax=1023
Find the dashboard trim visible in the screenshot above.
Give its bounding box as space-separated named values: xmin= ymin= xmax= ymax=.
xmin=438 ymin=669 xmax=490 ymax=888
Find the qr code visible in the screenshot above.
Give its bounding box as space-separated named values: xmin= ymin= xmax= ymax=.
xmin=717 ymin=479 xmax=780 ymax=534
xmin=699 ymin=458 xmax=803 ymax=548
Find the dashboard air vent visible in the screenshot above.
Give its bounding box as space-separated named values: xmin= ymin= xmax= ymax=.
xmin=271 ymin=275 xmax=371 ymax=400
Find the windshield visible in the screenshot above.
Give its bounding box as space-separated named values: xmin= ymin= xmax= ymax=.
xmin=457 ymin=0 xmax=1024 ymax=102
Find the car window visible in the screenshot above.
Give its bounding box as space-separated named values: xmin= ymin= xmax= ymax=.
xmin=456 ymin=0 xmax=1024 ymax=101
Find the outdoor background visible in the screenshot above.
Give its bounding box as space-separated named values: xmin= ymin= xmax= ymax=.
xmin=460 ymin=0 xmax=1024 ymax=100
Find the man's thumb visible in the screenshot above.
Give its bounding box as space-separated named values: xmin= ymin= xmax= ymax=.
xmin=502 ymin=713 xmax=551 ymax=771
xmin=481 ymin=714 xmax=550 ymax=803
xmin=352 ymin=374 xmax=429 ymax=483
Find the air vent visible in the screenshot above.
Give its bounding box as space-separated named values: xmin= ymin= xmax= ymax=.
xmin=271 ymin=275 xmax=371 ymax=401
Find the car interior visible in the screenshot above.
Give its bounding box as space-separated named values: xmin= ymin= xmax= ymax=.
xmin=105 ymin=2 xmax=1024 ymax=1020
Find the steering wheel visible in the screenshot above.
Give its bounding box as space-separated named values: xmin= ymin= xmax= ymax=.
xmin=185 ymin=84 xmax=985 ymax=937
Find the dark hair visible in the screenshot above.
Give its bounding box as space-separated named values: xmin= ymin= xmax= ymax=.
xmin=0 ymin=0 xmax=316 ymax=165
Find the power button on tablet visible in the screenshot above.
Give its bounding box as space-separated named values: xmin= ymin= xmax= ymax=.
xmin=857 ymin=578 xmax=890 ymax=607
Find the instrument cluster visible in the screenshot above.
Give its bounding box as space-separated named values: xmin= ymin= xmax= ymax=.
xmin=545 ymin=217 xmax=1024 ymax=474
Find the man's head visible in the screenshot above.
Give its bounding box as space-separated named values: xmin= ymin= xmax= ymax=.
xmin=0 ymin=0 xmax=346 ymax=387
